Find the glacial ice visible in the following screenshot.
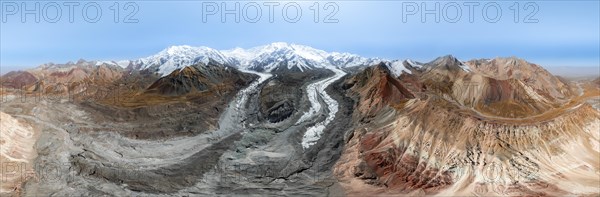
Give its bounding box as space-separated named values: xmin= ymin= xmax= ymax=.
xmin=298 ymin=68 xmax=347 ymax=149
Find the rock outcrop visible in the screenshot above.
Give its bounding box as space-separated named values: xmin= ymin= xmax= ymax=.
xmin=0 ymin=112 xmax=38 ymax=195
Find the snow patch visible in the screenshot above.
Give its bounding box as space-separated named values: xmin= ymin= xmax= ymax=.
xmin=459 ymin=62 xmax=472 ymax=72
xmin=388 ymin=60 xmax=411 ymax=76
xmin=116 ymin=60 xmax=131 ymax=68
xmin=406 ymin=59 xmax=422 ymax=68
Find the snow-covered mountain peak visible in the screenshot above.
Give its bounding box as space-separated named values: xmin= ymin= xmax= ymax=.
xmin=165 ymin=45 xmax=192 ymax=54
xmin=261 ymin=42 xmax=294 ymax=51
xmin=131 ymin=43 xmax=386 ymax=75
xmin=244 ymin=43 xmax=387 ymax=71
xmin=158 ymin=45 xmax=223 ymax=58
xmin=95 ymin=60 xmax=132 ymax=68
xmin=249 ymin=42 xmax=328 ymax=61
xmin=134 ymin=45 xmax=233 ymax=76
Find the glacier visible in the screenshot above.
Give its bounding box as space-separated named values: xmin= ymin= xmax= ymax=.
xmin=297 ymin=67 xmax=347 ymax=149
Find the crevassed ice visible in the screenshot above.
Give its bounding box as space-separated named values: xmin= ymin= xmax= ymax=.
xmin=234 ymin=70 xmax=273 ymax=112
xmin=299 ymin=68 xmax=346 ymax=149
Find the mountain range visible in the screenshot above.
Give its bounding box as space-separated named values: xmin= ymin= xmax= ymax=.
xmin=1 ymin=43 xmax=599 ymax=196
xmin=94 ymin=42 xmax=384 ymax=76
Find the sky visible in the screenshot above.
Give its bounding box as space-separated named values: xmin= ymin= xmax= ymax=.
xmin=1 ymin=0 xmax=599 ymax=73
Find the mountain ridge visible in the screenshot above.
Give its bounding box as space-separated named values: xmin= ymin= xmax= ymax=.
xmin=3 ymin=43 xmax=580 ymax=81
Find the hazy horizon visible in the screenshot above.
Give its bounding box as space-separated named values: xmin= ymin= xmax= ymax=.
xmin=1 ymin=42 xmax=599 ymax=75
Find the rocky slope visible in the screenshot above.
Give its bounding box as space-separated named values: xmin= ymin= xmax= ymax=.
xmin=0 ymin=61 xmax=125 ymax=99
xmin=0 ymin=112 xmax=39 ymax=194
xmin=334 ymin=56 xmax=600 ymax=196
xmin=0 ymin=71 xmax=38 ymax=89
xmin=405 ymin=56 xmax=574 ymax=118
xmin=145 ymin=63 xmax=254 ymax=96
xmin=467 ymin=57 xmax=573 ymax=102
xmin=344 ymin=63 xmax=414 ymax=118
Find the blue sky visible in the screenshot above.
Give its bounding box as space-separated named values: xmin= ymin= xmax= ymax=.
xmin=1 ymin=0 xmax=599 ymax=73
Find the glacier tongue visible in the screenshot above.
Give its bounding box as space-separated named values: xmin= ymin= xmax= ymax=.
xmin=297 ymin=67 xmax=347 ymax=149
xmin=233 ymin=70 xmax=273 ymax=113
